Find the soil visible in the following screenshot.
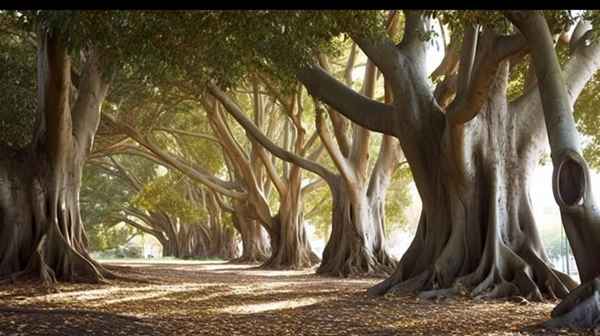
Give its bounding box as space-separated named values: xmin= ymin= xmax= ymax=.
xmin=0 ymin=260 xmax=594 ymax=335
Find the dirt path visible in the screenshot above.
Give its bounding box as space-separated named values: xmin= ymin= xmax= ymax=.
xmin=0 ymin=261 xmax=592 ymax=335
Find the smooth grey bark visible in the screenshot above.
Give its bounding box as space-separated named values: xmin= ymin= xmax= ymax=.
xmin=0 ymin=29 xmax=110 ymax=284
xmin=507 ymin=11 xmax=600 ymax=329
xmin=297 ymin=10 xmax=598 ymax=299
xmin=262 ymin=163 xmax=320 ymax=269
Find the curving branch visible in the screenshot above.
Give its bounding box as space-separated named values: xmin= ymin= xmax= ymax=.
xmin=153 ymin=127 xmax=222 ymax=146
xmin=447 ymin=29 xmax=528 ymax=125
xmin=301 ymin=177 xmax=326 ymax=196
xmin=102 ymin=113 xmax=245 ymax=199
xmin=107 ymin=156 xmax=143 ymax=192
xmin=207 ymin=83 xmax=336 ymax=183
xmin=314 ymin=102 xmax=356 ymax=185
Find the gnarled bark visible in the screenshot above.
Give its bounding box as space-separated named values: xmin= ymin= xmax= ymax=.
xmin=298 ymin=10 xmax=598 ymax=298
xmin=369 ymin=62 xmax=576 ymax=300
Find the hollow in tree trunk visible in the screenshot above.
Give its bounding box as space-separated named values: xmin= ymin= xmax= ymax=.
xmin=506 ymin=11 xmax=600 ymax=329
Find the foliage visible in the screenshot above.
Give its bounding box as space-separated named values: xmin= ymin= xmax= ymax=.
xmin=81 ymin=163 xmax=139 ymax=251
xmin=384 ymin=165 xmax=413 ymax=237
xmin=87 ymin=223 xmax=136 ymax=252
xmin=574 ymin=71 xmax=600 ymax=170
xmin=132 ymin=171 xmax=207 ymax=225
xmin=0 ymin=24 xmax=36 ymax=148
xmin=95 ymin=10 xmax=387 ymax=93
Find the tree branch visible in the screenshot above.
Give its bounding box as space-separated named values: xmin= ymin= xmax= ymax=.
xmin=71 ymin=47 xmax=110 ymax=157
xmin=207 ymin=83 xmax=335 ymax=183
xmin=102 ymin=113 xmax=245 ymax=199
xmin=297 ymin=65 xmax=396 ymax=135
xmin=153 ymin=127 xmax=221 ymax=145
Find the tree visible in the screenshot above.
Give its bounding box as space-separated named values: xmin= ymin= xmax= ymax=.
xmin=0 ymin=12 xmax=113 ymax=283
xmin=213 ymin=54 xmax=405 ymax=276
xmin=99 ymin=88 xmax=272 ymax=263
xmin=294 ymin=10 xmax=600 ymax=300
xmin=506 ymin=10 xmax=600 ymax=328
xmin=80 ymin=161 xmax=140 ymax=253
xmin=200 ymin=90 xmax=321 ymax=269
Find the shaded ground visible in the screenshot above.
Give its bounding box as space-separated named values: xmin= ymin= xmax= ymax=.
xmin=0 ymin=260 xmax=594 ymax=335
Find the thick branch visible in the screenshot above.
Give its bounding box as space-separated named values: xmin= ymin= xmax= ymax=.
xmin=297 ymin=65 xmax=396 ymax=135
xmin=71 ymin=47 xmax=110 ymax=157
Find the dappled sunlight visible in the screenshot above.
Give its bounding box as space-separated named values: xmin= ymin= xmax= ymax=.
xmin=102 ymin=259 xmax=257 ymax=274
xmin=209 ymin=268 xmax=315 ymax=277
xmin=23 ymin=283 xmax=213 ymax=306
xmin=0 ymin=261 xmax=587 ymax=335
xmin=217 ymin=297 xmax=327 ymax=315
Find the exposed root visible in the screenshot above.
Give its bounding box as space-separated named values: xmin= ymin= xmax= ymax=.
xmin=388 ymin=270 xmax=433 ymax=296
xmin=261 ymin=249 xmax=320 ymax=270
xmin=318 ymin=245 xmax=396 ymax=278
xmin=370 ymin=238 xmax=576 ymax=302
xmin=545 ymin=278 xmax=600 ymax=329
xmin=418 ymin=287 xmax=459 ymax=300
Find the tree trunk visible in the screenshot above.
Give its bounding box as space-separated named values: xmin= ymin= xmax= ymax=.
xmin=210 ymin=224 xmax=239 ymax=260
xmin=231 ymin=202 xmax=270 ymax=263
xmin=162 ymin=239 xmax=176 ymax=257
xmin=0 ymin=30 xmax=110 ymax=284
xmin=369 ymin=62 xmax=577 ymax=300
xmin=262 ymin=166 xmax=320 ymax=269
xmin=204 ymin=190 xmax=239 ymax=260
xmin=0 ymin=146 xmax=108 ymax=283
xmin=317 ymin=175 xmax=396 ymax=277
xmin=506 ymin=11 xmax=600 ymax=329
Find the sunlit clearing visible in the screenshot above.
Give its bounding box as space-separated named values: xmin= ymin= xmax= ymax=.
xmin=219 ymin=297 xmax=326 ymax=315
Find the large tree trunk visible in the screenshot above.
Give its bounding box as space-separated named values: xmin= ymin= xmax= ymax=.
xmin=262 ymin=166 xmax=319 ymax=269
xmin=204 ymin=190 xmax=240 ymax=260
xmin=298 ymin=12 xmax=592 ymax=298
xmin=176 ymin=222 xmax=208 ymax=259
xmin=370 ymin=62 xmax=577 ymax=300
xmin=0 ymin=30 xmax=110 ymax=284
xmin=0 ymin=147 xmax=107 ymax=283
xmin=298 ymin=10 xmax=600 ymax=306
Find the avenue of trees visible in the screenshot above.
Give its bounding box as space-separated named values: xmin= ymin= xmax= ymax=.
xmin=1 ymin=9 xmax=600 ymax=329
